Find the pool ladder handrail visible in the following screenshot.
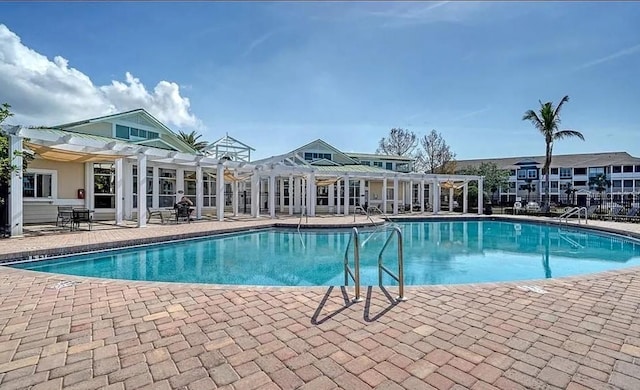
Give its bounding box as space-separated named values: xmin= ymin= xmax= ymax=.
xmin=558 ymin=207 xmax=588 ymax=225
xmin=378 ymin=226 xmax=407 ymax=301
xmin=343 ymin=227 xmax=362 ymax=302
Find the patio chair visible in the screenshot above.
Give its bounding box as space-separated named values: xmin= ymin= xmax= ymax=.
xmin=526 ymin=202 xmax=541 ymax=213
xmin=617 ymin=207 xmax=639 ymax=222
xmin=147 ymin=207 xmax=171 ymax=224
xmin=56 ymin=206 xmax=73 ymax=227
xmin=71 ymin=208 xmax=92 ymax=231
xmin=604 ymin=206 xmax=625 ymax=221
xmin=174 ymin=204 xmax=192 ymax=224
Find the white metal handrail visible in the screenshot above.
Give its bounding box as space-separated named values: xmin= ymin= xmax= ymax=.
xmin=377 ymin=226 xmax=406 ymax=301
xmin=344 ymin=227 xmax=362 ymax=302
xmin=558 ymin=207 xmax=588 ymax=225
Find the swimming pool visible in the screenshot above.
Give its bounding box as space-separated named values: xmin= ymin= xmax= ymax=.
xmin=10 ymin=221 xmax=640 ymax=286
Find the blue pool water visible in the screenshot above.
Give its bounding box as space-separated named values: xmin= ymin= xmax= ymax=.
xmin=10 ymin=221 xmax=640 ymax=286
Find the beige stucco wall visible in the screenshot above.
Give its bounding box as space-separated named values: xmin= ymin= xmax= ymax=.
xmin=28 ymin=159 xmax=85 ymax=199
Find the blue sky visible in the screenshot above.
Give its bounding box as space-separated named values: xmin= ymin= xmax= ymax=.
xmin=1 ymin=1 xmax=639 ymax=160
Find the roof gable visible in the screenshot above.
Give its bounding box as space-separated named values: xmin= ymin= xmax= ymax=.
xmin=290 ymin=139 xmax=358 ymax=165
xmin=52 ymin=109 xmax=197 ymax=154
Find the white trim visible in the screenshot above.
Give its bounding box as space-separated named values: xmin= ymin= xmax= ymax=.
xmin=23 ymin=168 xmax=58 ymax=201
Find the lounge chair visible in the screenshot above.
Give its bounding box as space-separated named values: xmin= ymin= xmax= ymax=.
xmin=526 ymin=202 xmax=541 ymax=213
xmin=617 ymin=207 xmax=639 ymax=222
xmin=513 ymin=201 xmax=524 ymax=215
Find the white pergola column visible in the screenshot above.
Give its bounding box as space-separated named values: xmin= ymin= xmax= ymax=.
xmin=305 ymin=173 xmax=312 ymax=216
xmin=176 ymin=168 xmax=185 ymax=205
xmin=251 ymin=172 xmax=260 ymax=218
xmin=269 ymin=174 xmax=276 ymax=219
xmin=432 ymin=179 xmax=439 ymax=214
xmin=463 ymin=183 xmax=469 ymax=213
xmin=478 ymin=178 xmax=484 ymax=215
xmin=293 ymin=177 xmax=301 ymax=213
xmin=196 ymin=165 xmax=203 ymax=219
xmin=382 ymin=177 xmax=387 ymax=214
xmin=232 ymin=177 xmax=238 ymax=217
xmin=279 ymin=178 xmax=285 ymax=212
xmin=449 ymin=187 xmax=454 ymax=212
xmin=288 ymin=175 xmax=293 ymax=215
xmin=216 ymin=163 xmax=225 ymax=221
xmin=343 ymin=175 xmax=350 ymax=216
xmin=409 ymin=180 xmax=414 ymax=212
xmin=393 ymin=176 xmax=399 ymax=215
xmin=420 ymin=179 xmax=425 ymax=213
xmin=115 ymin=158 xmax=124 ymax=225
xmin=309 ymin=171 xmax=316 ymax=217
xmin=124 ymin=161 xmax=133 ymax=220
xmin=137 ymin=153 xmax=147 ymax=227
xmin=8 ymin=135 xmax=23 ymax=237
xmin=152 ymin=166 xmax=159 ymax=209
xmin=328 ymin=180 xmax=334 ymax=213
xmin=359 ymin=179 xmax=366 ymax=207
xmin=84 ymin=163 xmax=93 ymax=210
xmin=335 ymin=179 xmax=341 ymax=215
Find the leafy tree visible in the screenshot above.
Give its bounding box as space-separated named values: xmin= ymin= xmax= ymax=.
xmin=522 ymin=95 xmax=584 ymax=208
xmin=522 ymin=178 xmax=535 ymax=203
xmin=177 ymin=130 xmax=208 ymax=152
xmin=376 ymin=128 xmax=417 ymax=156
xmin=564 ymin=184 xmax=577 ymax=205
xmin=1 ymin=103 xmax=32 ymax=206
xmin=458 ymin=162 xmax=509 ymax=204
xmin=588 ymin=173 xmax=610 ymax=210
xmin=416 ymin=129 xmax=456 ymax=174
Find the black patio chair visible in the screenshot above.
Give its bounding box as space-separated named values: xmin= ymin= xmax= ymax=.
xmin=174 ymin=204 xmax=192 ymax=224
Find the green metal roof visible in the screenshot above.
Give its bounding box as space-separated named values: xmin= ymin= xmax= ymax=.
xmin=312 ymin=164 xmax=394 ymax=174
xmin=346 ymin=152 xmax=414 ymax=161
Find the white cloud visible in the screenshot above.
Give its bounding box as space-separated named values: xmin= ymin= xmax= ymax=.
xmin=0 ymin=24 xmax=201 ymax=129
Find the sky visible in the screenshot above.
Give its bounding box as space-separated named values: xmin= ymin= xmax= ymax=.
xmin=0 ymin=1 xmax=639 ymax=161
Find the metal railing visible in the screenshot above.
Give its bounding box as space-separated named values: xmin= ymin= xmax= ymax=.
xmin=378 ymin=226 xmax=406 ymax=301
xmin=558 ymin=206 xmax=588 ymax=225
xmin=343 ymin=227 xmax=362 ymax=302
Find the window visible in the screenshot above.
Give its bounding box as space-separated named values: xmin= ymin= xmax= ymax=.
xmin=509 ymin=182 xmax=516 ymax=190
xmin=374 ymin=161 xmax=383 ymax=167
xmin=386 ymin=188 xmax=394 ymax=201
xmin=612 ymin=166 xmax=622 ymax=173
xmin=551 ymin=181 xmax=558 ymax=189
xmin=184 ymin=171 xmax=197 ymax=205
xmin=94 ymin=163 xmax=115 ymax=208
xmin=115 ymin=125 xmax=130 ymax=139
xmin=203 ymin=171 xmax=216 ymax=207
xmin=588 ymin=167 xmax=605 ymax=177
xmin=509 ymin=170 xmax=516 ymax=176
xmin=574 ymin=168 xmax=587 ymax=175
xmin=623 ymin=180 xmax=633 ymax=189
xmin=361 ymin=161 xmax=371 ymax=166
xmin=550 ymin=168 xmax=559 ymax=175
xmin=386 ymin=162 xmax=393 ymax=170
xmin=132 ymin=165 xmax=153 ymax=207
xmin=573 ymin=181 xmax=586 ymax=186
xmin=115 ymin=125 xmax=160 ymax=141
xmin=559 ymin=168 xmax=572 ymax=179
xmin=636 ymin=165 xmax=640 ymax=173
xmin=158 ymin=168 xmax=176 ymax=208
xmin=527 ymin=169 xmax=537 ymax=179
xmin=396 ymin=163 xmax=410 ymax=172
xmin=23 ymin=171 xmax=54 ymax=198
xmin=623 ymin=165 xmax=633 ymax=173
xmin=348 ymin=180 xmax=360 ymax=206
xmin=316 ymin=186 xmax=328 ymax=206
xmin=612 ymin=180 xmax=622 ymax=188
xmin=517 ymin=169 xmax=527 ymax=179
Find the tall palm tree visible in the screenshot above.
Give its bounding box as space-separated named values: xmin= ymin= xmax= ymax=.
xmin=177 ymin=130 xmax=208 ymax=152
xmin=522 ymin=95 xmax=584 ymax=208
xmin=588 ymin=172 xmax=611 ymax=212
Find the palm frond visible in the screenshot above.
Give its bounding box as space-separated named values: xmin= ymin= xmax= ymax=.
xmin=552 ymin=95 xmax=570 ymax=119
xmin=522 ymin=109 xmax=544 ymax=131
xmin=554 ymin=130 xmax=585 ymax=141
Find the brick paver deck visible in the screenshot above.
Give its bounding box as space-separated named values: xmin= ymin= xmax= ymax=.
xmin=1 ymin=215 xmax=640 ymax=389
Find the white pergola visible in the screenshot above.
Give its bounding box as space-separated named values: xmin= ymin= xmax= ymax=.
xmin=4 ymin=125 xmax=483 ymax=237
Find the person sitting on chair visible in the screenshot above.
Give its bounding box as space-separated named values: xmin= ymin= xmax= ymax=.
xmin=175 ymin=196 xmax=194 ymax=221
